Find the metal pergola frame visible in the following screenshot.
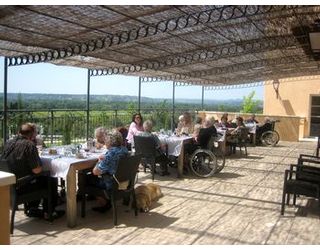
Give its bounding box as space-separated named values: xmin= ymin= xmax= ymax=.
xmin=2 ymin=5 xmax=320 ymax=142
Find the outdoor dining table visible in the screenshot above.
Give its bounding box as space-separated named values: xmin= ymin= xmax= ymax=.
xmin=41 ymin=146 xmax=105 ymax=228
xmin=158 ymin=134 xmax=193 ymax=178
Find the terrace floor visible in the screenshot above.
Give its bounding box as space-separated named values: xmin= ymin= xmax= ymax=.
xmin=11 ymin=140 xmax=320 ymax=245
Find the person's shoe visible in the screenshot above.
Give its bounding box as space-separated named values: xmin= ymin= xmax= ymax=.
xmin=43 ymin=210 xmax=65 ymax=221
xmin=92 ymin=202 xmax=112 ymax=213
xmin=25 ymin=208 xmax=44 ymax=218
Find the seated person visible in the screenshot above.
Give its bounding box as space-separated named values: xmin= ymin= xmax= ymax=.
xmin=185 ymin=118 xmax=217 ymax=156
xmin=88 ymin=130 xmax=129 ymax=213
xmin=256 ymin=117 xmax=273 ymax=143
xmin=230 ymin=114 xmax=240 ymax=128
xmin=30 ymin=123 xmax=46 ymax=149
xmin=218 ymin=116 xmax=231 ymax=129
xmin=213 ymin=119 xmax=220 ymax=129
xmin=117 ymin=125 xmax=129 ymax=146
xmin=226 ymin=117 xmax=247 ymax=153
xmin=126 ymin=113 xmax=144 ymax=150
xmin=94 ymin=127 xmax=108 ymax=150
xmin=192 ymin=116 xmax=203 ymax=139
xmin=175 ymin=112 xmax=194 ymax=136
xmin=1 ymin=123 xmax=63 ymax=220
xmin=246 ymin=114 xmax=259 ymax=124
xmin=139 ymin=120 xmax=170 ymax=176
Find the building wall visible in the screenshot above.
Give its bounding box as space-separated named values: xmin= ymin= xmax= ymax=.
xmin=264 ymin=75 xmax=320 ymax=138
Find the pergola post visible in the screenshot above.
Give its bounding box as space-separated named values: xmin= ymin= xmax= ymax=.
xmin=86 ymin=69 xmax=90 ymax=141
xmin=171 ymin=81 xmax=176 ymax=131
xmin=201 ymin=85 xmax=205 ymax=110
xmin=3 ymin=57 xmax=8 ymax=144
xmin=138 ymin=77 xmax=141 ymax=112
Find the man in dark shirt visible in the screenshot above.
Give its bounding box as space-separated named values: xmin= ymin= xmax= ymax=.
xmin=2 ymin=123 xmax=63 ymax=219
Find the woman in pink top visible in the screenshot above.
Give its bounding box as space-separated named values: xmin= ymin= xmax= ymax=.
xmin=126 ymin=113 xmax=144 ymax=150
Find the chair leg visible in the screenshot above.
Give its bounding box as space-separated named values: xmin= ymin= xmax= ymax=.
xmin=293 ymin=194 xmax=296 ymax=206
xmin=132 ymin=192 xmax=138 ymax=217
xmin=78 ymin=172 xmax=86 ymax=218
xmin=286 ymin=193 xmax=290 ymax=205
xmin=47 ymin=177 xmax=53 ymax=222
xmin=111 ymin=194 xmax=117 ymax=226
xmin=152 ymin=163 xmax=155 ymax=181
xmin=244 ymin=145 xmax=247 ymax=156
xmin=81 ymin=195 xmax=86 ymax=218
xmin=281 ymin=191 xmax=287 ymax=215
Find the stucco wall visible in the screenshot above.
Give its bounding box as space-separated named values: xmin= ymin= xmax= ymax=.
xmin=264 ymin=75 xmax=320 ymax=137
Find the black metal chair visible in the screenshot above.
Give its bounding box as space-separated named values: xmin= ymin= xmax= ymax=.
xmin=80 ymin=154 xmax=142 ymax=226
xmin=0 ymin=159 xmax=53 ymax=234
xmin=281 ymin=164 xmax=320 ymax=215
xmin=298 ymin=154 xmax=320 ymax=166
xmin=133 ymin=135 xmax=158 ymax=181
xmin=228 ymin=127 xmax=249 ymax=156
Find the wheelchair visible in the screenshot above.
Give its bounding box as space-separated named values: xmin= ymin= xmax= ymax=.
xmin=256 ymin=120 xmax=280 ymax=147
xmin=189 ymin=134 xmax=226 ymax=178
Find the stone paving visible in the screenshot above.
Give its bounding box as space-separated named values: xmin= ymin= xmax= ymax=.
xmin=10 ymin=141 xmax=320 ymax=245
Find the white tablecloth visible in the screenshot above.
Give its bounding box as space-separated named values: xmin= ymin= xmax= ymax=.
xmin=158 ymin=135 xmax=192 ymax=157
xmin=41 ymin=148 xmax=106 ymax=178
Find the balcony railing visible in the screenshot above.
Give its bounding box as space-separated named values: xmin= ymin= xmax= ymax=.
xmin=0 ymin=108 xmax=198 ymax=150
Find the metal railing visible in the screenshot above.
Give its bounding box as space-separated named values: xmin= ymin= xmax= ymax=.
xmin=0 ymin=108 xmax=198 ymax=150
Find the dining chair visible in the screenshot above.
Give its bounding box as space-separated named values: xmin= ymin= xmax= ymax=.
xmin=0 ymin=159 xmax=53 ymax=234
xmin=228 ymin=127 xmax=249 ymax=156
xmin=80 ymin=154 xmax=142 ymax=226
xmin=281 ymin=164 xmax=320 ymax=215
xmin=133 ymin=135 xmax=157 ymax=181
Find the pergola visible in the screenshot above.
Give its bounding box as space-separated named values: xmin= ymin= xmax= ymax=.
xmin=1 ymin=5 xmax=320 ymax=141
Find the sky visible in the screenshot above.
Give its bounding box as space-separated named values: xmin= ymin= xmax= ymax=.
xmin=0 ymin=57 xmax=263 ymax=101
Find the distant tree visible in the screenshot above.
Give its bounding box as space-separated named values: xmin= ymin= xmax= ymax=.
xmin=150 ymin=100 xmax=171 ymax=130
xmin=241 ymin=91 xmax=260 ymax=113
xmin=126 ymin=102 xmax=137 ymax=118
xmin=62 ymin=113 xmax=73 ymax=145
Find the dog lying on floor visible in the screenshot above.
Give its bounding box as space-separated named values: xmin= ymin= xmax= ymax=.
xmin=135 ymin=183 xmax=163 ymax=212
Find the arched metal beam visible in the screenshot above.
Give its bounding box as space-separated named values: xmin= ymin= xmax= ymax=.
xmin=138 ymin=54 xmax=313 ymax=83
xmin=203 ymin=68 xmax=320 ymax=89
xmin=7 ymin=5 xmax=301 ymax=66
xmin=89 ymin=35 xmax=306 ymax=77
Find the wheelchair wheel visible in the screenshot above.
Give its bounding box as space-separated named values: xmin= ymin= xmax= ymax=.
xmin=212 ymin=147 xmax=226 ymax=173
xmin=189 ymin=149 xmax=217 ymax=178
xmin=261 ymin=131 xmax=280 ymax=146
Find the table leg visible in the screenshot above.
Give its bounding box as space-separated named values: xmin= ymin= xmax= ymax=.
xmin=177 ymin=150 xmax=184 ymax=178
xmin=0 ymin=186 xmax=10 ymax=244
xmin=66 ymin=166 xmax=77 ymax=228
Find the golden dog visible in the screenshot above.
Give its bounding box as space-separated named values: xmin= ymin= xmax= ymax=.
xmin=135 ymin=183 xmax=163 ymax=212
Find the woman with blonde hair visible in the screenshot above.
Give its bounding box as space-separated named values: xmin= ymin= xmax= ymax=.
xmin=175 ymin=112 xmax=194 ymax=136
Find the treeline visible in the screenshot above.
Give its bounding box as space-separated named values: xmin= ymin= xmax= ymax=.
xmin=0 ymin=93 xmax=263 ymax=113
